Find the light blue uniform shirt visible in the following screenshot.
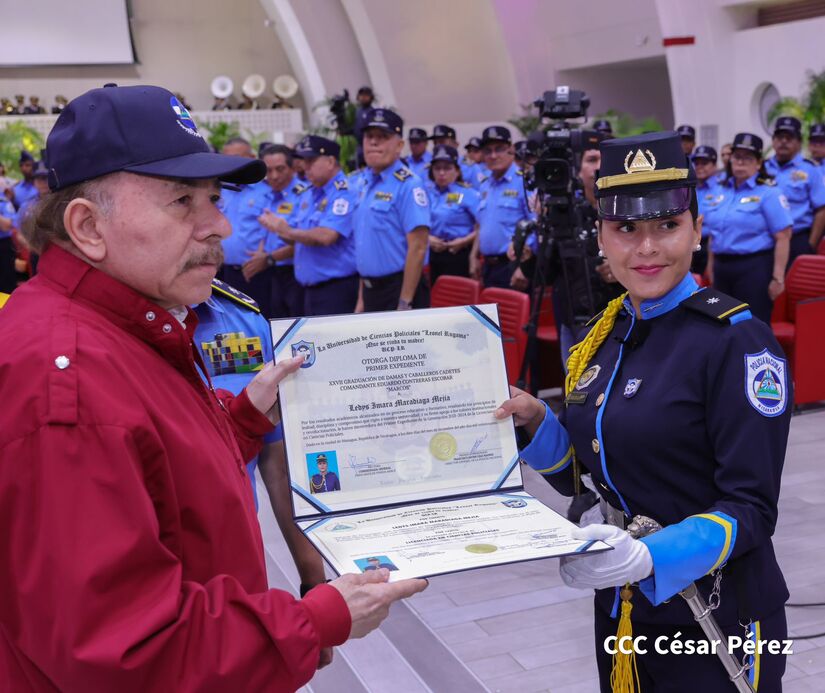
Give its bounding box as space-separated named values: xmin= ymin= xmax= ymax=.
xmin=219 ymin=185 xmax=257 ymax=265
xmin=429 ymin=182 xmax=480 ymax=241
xmin=477 ymin=163 xmax=534 ymax=255
xmin=237 ymin=176 xmax=309 ymax=265
xmin=193 ymin=285 xmax=282 ymax=507
xmin=11 ymin=179 xmax=37 ymax=211
xmin=293 ymin=170 xmax=358 ymax=286
xmin=705 ymin=175 xmax=793 ymax=254
xmin=460 ymin=161 xmax=488 ymax=189
xmin=352 ymin=161 xmax=431 ymax=277
xmin=765 ymin=154 xmax=825 ymax=231
xmin=2 ymin=198 xmax=20 ymax=239
xmin=696 ymin=178 xmax=722 ymax=238
xmin=405 ymin=150 xmax=432 ymax=181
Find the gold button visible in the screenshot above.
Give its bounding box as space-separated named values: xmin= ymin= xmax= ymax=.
xmin=592 ymin=438 xmax=600 ymax=453
xmin=595 ymin=393 xmax=605 ymax=406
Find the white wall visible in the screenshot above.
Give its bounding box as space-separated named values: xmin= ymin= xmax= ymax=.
xmin=0 ymin=0 xmax=298 ymax=113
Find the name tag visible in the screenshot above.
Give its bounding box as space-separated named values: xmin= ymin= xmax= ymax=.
xmin=503 ymin=189 xmax=519 ymax=198
xmin=739 ymin=196 xmax=761 ymax=204
xmin=565 ymin=391 xmax=588 ymax=405
xmin=446 ymin=192 xmax=463 ymax=204
xmin=276 ymin=202 xmax=294 ymax=214
xmin=792 ymin=170 xmax=809 ymax=182
xmin=318 ymin=198 xmax=328 ymax=212
xmin=374 ymin=191 xmax=393 ymax=202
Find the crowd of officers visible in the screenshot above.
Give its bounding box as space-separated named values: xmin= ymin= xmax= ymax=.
xmin=3 ymin=105 xmax=825 ymax=336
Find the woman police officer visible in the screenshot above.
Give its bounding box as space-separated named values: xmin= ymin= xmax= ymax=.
xmin=705 ymin=133 xmax=793 ymax=324
xmin=427 ymin=145 xmax=480 ymax=283
xmin=495 ymin=131 xmax=791 ymax=691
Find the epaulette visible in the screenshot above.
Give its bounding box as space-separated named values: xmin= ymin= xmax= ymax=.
xmin=211 ymin=278 xmax=260 ymax=313
xmin=334 ymin=178 xmax=349 ymax=191
xmin=758 ymin=176 xmax=776 ymax=186
xmin=681 ymin=288 xmax=749 ymax=323
xmin=804 ymin=158 xmax=818 ymax=167
xmin=457 ymin=181 xmax=472 ymax=188
xmin=394 ymin=166 xmax=413 ymax=182
xmin=292 ymin=182 xmax=310 ymax=195
xmin=516 ymin=169 xmax=524 ymax=177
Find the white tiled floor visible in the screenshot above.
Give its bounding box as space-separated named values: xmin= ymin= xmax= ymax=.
xmin=261 ymin=407 xmax=825 ymax=692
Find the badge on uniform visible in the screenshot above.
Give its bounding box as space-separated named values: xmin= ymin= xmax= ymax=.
xmin=779 ymin=194 xmax=790 ymax=210
xmin=575 ymin=365 xmax=601 ymax=390
xmin=623 ymin=378 xmax=642 ymax=398
xmin=446 ymin=192 xmax=463 ymax=205
xmin=413 ymin=187 xmax=428 ymax=207
xmin=503 ymin=189 xmax=519 ymax=198
xmin=318 ymin=198 xmax=328 ymax=212
xmin=375 ymin=191 xmax=393 ymax=202
xmin=276 ymin=202 xmax=294 ymax=215
xmin=791 ymin=169 xmax=809 ymax=182
xmin=332 ymin=198 xmax=349 ymax=215
xmin=739 ymin=196 xmax=761 ymax=204
xmin=744 ymin=349 xmax=787 ymax=417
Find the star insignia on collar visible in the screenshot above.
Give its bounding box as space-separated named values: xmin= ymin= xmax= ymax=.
xmin=707 ymin=297 xmax=720 ymax=304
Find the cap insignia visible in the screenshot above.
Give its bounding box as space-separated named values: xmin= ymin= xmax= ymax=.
xmin=624 ymin=149 xmax=657 ymax=174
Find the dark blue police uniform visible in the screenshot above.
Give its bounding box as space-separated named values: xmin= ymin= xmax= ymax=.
xmin=519 ymin=132 xmax=791 ymax=691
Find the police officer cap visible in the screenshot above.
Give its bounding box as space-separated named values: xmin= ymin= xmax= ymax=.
xmin=773 ymin=116 xmax=801 ymax=138
xmin=364 ymin=107 xmax=403 ymax=136
xmin=32 ymin=159 xmax=50 ymax=178
xmin=691 ymin=145 xmax=717 ymax=163
xmin=45 ymin=83 xmax=265 ymax=192
xmin=408 ymin=127 xmax=428 ymax=142
xmin=676 ymin=124 xmax=695 ymax=140
xmin=810 ymin=123 xmax=825 ymax=140
xmin=595 ymin=130 xmax=697 ymax=221
xmin=431 ymin=145 xmax=459 ymax=163
xmin=480 ymin=125 xmax=512 ymax=147
xmin=732 ymin=132 xmax=763 ymax=155
xmin=317 ymin=453 xmax=328 ymax=463
xmin=430 ymin=124 xmax=456 ymax=141
xmin=19 ymin=150 xmax=34 ymax=164
xmin=514 ymin=140 xmax=538 ymax=159
xmin=593 ymin=119 xmax=613 ymax=134
xmin=465 ymin=136 xmax=481 ymax=150
xmin=294 ymin=134 xmax=340 ymax=159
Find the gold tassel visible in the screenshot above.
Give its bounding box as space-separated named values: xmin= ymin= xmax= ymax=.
xmin=610 ymin=585 xmax=641 ymax=693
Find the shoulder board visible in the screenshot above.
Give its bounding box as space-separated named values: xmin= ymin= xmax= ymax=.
xmin=681 ymin=288 xmax=749 ymax=323
xmin=758 ymin=177 xmax=776 ymax=186
xmin=394 ymin=166 xmax=413 ymax=182
xmin=457 ymin=181 xmax=472 ymax=188
xmin=211 ymin=278 xmax=260 ymax=313
xmin=804 ymin=158 xmax=818 ymax=167
xmin=515 ymin=169 xmax=524 ymax=177
xmin=292 ymin=183 xmax=310 ymax=195
xmin=333 ymin=178 xmax=349 ymax=191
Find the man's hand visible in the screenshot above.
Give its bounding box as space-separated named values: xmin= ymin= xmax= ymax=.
xmin=259 ymin=210 xmax=294 ymax=242
xmin=468 ymin=254 xmax=481 ymax=280
xmin=242 ymin=241 xmax=269 ymax=282
xmin=244 ymin=355 xmax=305 ymax=423
xmin=494 ymin=385 xmax=546 ymax=438
xmin=559 ymin=524 xmax=653 ymax=590
xmin=329 ymin=569 xmax=428 ymax=639
xmin=429 ymin=235 xmax=447 ymax=253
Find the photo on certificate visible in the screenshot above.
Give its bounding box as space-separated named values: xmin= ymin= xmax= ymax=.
xmin=271 ymin=305 xmax=609 ymax=580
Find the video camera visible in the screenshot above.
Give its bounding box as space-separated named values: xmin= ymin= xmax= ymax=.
xmin=329 ymin=89 xmax=352 ymax=136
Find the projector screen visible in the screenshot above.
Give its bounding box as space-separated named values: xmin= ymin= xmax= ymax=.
xmin=0 ymin=1 xmax=134 ymax=66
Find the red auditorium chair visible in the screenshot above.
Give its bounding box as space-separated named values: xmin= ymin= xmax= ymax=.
xmin=430 ymin=275 xmax=481 ymax=307
xmin=770 ymin=255 xmax=825 ymax=405
xmin=479 ymin=287 xmax=530 ymax=385
xmin=818 ymin=237 xmax=825 ymax=256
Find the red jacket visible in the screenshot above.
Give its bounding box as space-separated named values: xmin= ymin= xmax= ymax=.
xmin=0 ymin=245 xmax=350 ymax=692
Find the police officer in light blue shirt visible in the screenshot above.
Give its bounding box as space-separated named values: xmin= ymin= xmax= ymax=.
xmin=765 ymin=116 xmax=825 ymax=264
xmin=462 ymin=137 xmax=489 ymax=189
xmin=706 ymin=132 xmax=793 ymax=323
xmin=427 ymin=145 xmax=480 ymax=283
xmin=471 ymin=125 xmax=534 ymax=289
xmin=404 ymin=128 xmax=432 ymax=180
xmin=809 ymin=123 xmax=825 ymax=172
xmin=0 ymin=191 xmax=15 ymax=293
xmin=10 ymin=158 xmax=51 ymax=279
xmin=261 ymin=135 xmax=359 ymax=316
xmin=353 ymin=107 xmax=431 ymax=312
xmin=690 ymin=145 xmax=720 ymax=275
xmin=11 ymin=151 xmax=38 ymax=212
xmin=237 ymin=144 xmax=308 ymax=318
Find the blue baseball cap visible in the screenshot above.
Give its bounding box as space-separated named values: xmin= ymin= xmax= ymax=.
xmin=691 ymin=145 xmax=717 ymax=163
xmin=408 ymin=127 xmax=428 ymax=141
xmin=773 ymin=116 xmax=801 ymax=138
xmin=294 ymin=135 xmax=340 ymax=159
xmin=431 ymin=145 xmax=459 ymax=163
xmin=480 ymin=125 xmax=512 ymax=147
xmin=810 ymin=123 xmax=825 ymax=140
xmin=677 ymin=125 xmax=696 ymax=140
xmin=363 ymin=108 xmax=403 ymax=136
xmin=46 ymin=84 xmax=265 ymax=192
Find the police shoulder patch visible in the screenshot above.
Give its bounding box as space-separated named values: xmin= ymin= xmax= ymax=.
xmin=292 ymin=183 xmax=310 ymax=195
xmin=744 ymin=349 xmax=788 ymax=417
xmin=211 ymin=278 xmax=260 ymax=312
xmin=413 ymin=187 xmax=429 ymax=207
xmin=333 ymin=178 xmax=349 ymax=191
xmin=394 ymin=166 xmax=413 ymax=182
xmin=681 ymin=288 xmax=749 ymax=324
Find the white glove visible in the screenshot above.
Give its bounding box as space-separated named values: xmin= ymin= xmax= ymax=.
xmin=560 ymin=524 xmax=653 ymax=590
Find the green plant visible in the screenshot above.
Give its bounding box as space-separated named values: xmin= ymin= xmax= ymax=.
xmin=591 ymin=109 xmax=664 ymax=138
xmin=767 ymin=69 xmax=825 ymax=135
xmin=0 ymin=121 xmax=45 ymax=176
xmin=195 ymin=120 xmax=241 ymax=152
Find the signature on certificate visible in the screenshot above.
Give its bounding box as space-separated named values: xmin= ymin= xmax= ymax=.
xmin=346 ymin=454 xmax=378 ymax=470
xmin=469 ymin=433 xmax=488 ymax=454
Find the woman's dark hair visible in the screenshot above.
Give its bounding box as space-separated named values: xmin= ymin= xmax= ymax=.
xmin=427 ymin=159 xmax=463 ymax=184
xmin=260 ymin=143 xmax=294 ymax=167
xmin=718 ymin=150 xmax=773 ymax=186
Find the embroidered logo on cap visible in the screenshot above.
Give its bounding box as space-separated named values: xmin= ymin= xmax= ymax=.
xmin=624 ymin=149 xmax=657 ymax=174
xmin=170 ymin=96 xmax=201 ymax=138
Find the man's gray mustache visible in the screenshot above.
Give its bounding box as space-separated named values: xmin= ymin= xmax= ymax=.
xmin=182 ymin=247 xmax=224 ymax=272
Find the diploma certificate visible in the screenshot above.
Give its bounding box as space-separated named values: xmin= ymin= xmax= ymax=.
xmin=271 ymin=306 xmax=607 ymax=579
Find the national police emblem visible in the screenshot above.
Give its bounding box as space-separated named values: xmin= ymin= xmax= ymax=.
xmin=744 ymin=349 xmax=787 ymax=417
xmin=575 ymin=364 xmax=601 ymax=391
xmin=291 ymin=340 xmax=316 ymax=368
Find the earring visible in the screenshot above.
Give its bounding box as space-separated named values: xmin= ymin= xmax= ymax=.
xmin=694 ymin=244 xmax=702 ymax=252
xmin=598 ymin=249 xmax=605 ymax=258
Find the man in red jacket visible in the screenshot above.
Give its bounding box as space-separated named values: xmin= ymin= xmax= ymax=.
xmin=0 ymin=84 xmax=426 ymax=692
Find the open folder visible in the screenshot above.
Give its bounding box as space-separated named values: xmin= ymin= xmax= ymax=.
xmin=271 ymin=305 xmax=608 ymax=581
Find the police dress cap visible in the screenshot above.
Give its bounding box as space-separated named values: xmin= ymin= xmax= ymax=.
xmin=773 ymin=115 xmax=801 ymax=137
xmin=408 ymin=127 xmax=427 ymax=141
xmin=45 ymin=84 xmax=265 ymax=192
xmin=430 ymin=124 xmax=456 ymax=140
xmin=809 ymin=123 xmax=825 ymax=140
xmin=595 ymin=130 xmax=697 ymax=221
xmin=480 ymin=125 xmax=512 ymax=146
xmin=294 ymin=134 xmax=340 ymax=159
xmin=691 ymin=145 xmax=717 ymax=163
xmin=465 ymin=136 xmax=481 ymax=150
xmin=363 ymin=107 xmax=403 ymax=135
xmin=32 ymin=159 xmax=50 ymax=178
xmin=19 ymin=150 xmax=34 ymax=163
xmin=515 ymin=140 xmax=538 ymax=159
xmin=731 ymin=132 xmax=763 ymax=155
xmin=676 ymin=124 xmax=696 ymax=139
xmin=316 ymin=453 xmax=328 ymax=463
xmin=593 ymin=119 xmax=613 ymax=134
xmin=431 ymin=145 xmax=459 ymax=163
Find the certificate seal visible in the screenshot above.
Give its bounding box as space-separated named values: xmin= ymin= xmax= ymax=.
xmin=465 ymin=543 xmax=498 ymax=554
xmin=429 ymin=432 xmax=458 ymax=461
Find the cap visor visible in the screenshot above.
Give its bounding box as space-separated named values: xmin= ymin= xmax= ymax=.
xmin=364 ymin=123 xmax=395 ymax=133
xmin=598 ymin=187 xmax=692 ymax=221
xmin=125 ymin=152 xmax=265 ymax=185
